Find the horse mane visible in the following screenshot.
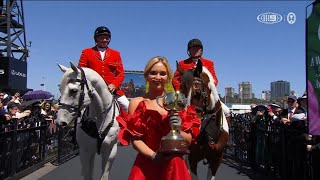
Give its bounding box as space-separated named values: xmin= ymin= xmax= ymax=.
xmin=201 ymin=66 xmax=220 ymax=111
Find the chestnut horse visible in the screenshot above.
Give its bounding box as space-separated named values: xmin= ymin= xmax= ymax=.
xmin=178 ymin=60 xmax=229 ymax=180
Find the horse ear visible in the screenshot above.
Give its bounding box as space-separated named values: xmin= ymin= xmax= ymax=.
xmin=57 ymin=63 xmax=68 ymax=73
xmin=70 ymin=62 xmax=79 ymax=74
xmin=194 ymin=59 xmax=203 ymax=77
xmin=176 ymin=61 xmax=184 ymax=74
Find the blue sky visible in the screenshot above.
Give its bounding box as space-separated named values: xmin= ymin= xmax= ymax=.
xmin=23 ymin=1 xmax=312 ymax=98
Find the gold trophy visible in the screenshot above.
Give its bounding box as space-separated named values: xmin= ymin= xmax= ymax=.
xmin=156 ymin=91 xmax=190 ymax=154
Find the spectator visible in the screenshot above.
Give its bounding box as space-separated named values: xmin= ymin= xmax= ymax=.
xmin=7 ymin=101 xmax=30 ymax=119
xmin=41 ymin=102 xmax=52 ymax=116
xmin=0 ymin=90 xmax=4 ymax=100
xmin=267 ymin=103 xmax=282 ymax=121
xmin=292 ymin=92 xmax=307 ymax=122
xmin=280 ymin=95 xmax=298 ymax=125
xmin=10 ymin=92 xmax=22 ymax=104
xmin=0 ymin=98 xmax=7 ymax=116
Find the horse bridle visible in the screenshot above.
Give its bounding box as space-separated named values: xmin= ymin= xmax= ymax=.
xmin=59 ymin=67 xmax=93 ymax=119
xmin=192 ymin=76 xmax=210 ymax=114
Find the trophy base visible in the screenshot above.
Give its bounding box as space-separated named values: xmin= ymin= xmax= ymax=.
xmin=158 ymin=134 xmax=190 ymax=155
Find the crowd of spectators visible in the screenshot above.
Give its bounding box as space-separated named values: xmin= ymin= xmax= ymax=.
xmin=0 ymin=90 xmax=58 ymax=132
xmin=249 ymin=91 xmax=319 ymax=152
xmin=245 ymin=91 xmax=320 ymax=179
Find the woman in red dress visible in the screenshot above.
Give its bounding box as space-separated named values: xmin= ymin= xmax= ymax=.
xmin=118 ymin=56 xmax=201 ymax=180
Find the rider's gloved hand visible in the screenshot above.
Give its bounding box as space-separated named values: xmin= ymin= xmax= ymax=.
xmin=108 ymin=84 xmax=116 ymax=93
xmin=169 ymin=112 xmax=182 ymax=127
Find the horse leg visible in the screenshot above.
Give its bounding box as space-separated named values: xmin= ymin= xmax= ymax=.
xmin=187 ymin=144 xmax=202 ymax=180
xmin=207 ymin=155 xmax=223 ymax=180
xmin=187 ymin=155 xmax=199 ymax=180
xmin=99 ymin=127 xmax=118 ymax=180
xmin=76 ymin=127 xmax=97 ymax=180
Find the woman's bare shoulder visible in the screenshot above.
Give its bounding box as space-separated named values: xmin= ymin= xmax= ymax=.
xmin=128 ymin=97 xmax=148 ymax=115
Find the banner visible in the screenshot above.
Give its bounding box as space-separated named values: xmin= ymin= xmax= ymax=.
xmin=121 ymin=71 xmax=146 ymax=98
xmin=307 ymin=0 xmax=320 ymax=135
xmin=0 ymin=57 xmax=27 ymax=91
xmin=121 ymin=71 xmax=175 ymax=99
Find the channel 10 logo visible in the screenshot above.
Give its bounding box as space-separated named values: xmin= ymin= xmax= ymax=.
xmin=257 ymin=12 xmax=283 ymax=24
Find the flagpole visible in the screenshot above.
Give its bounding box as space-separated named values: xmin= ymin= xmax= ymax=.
xmin=43 ymin=76 xmax=46 ymax=91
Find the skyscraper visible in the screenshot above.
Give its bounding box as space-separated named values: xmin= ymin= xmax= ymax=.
xmin=225 ymin=87 xmax=235 ymax=98
xmin=239 ymin=82 xmax=252 ymax=100
xmin=270 ymin=80 xmax=290 ymax=101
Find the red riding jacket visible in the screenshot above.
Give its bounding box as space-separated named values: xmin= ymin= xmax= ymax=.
xmin=78 ymin=46 xmax=125 ymax=96
xmin=172 ymin=57 xmax=218 ymax=91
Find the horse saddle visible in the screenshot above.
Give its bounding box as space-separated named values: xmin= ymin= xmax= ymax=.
xmin=81 ymin=119 xmax=99 ymax=139
xmin=80 ymin=109 xmax=104 ymax=154
xmin=197 ymin=113 xmax=221 ymax=145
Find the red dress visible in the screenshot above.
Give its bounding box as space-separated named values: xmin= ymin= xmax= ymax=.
xmin=117 ymin=101 xmax=201 ymax=180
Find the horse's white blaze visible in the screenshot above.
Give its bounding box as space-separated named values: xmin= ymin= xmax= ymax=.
xmin=201 ymin=67 xmax=229 ymax=133
xmin=201 ymin=67 xmax=219 ymax=110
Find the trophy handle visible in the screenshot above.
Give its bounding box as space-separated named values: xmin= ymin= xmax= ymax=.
xmin=156 ymin=95 xmax=165 ymax=108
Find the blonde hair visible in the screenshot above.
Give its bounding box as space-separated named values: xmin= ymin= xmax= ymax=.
xmin=51 ymin=103 xmax=59 ymax=111
xmin=143 ymin=56 xmax=173 ymax=83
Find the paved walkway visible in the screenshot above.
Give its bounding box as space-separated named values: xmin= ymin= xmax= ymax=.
xmin=21 ymin=146 xmax=273 ymax=180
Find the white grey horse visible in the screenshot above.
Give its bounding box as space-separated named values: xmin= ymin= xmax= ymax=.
xmin=56 ymin=62 xmax=120 ymax=180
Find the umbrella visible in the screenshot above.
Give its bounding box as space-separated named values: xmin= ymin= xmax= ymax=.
xmin=22 ymin=90 xmax=54 ymax=100
xmin=21 ymin=99 xmax=42 ymax=107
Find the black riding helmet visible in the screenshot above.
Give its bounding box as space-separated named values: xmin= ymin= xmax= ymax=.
xmin=94 ymin=26 xmax=111 ymax=42
xmin=187 ymin=38 xmax=203 ymax=58
xmin=188 ymin=38 xmax=203 ymax=50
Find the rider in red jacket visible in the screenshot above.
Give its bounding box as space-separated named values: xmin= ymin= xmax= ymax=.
xmin=172 ymin=39 xmax=218 ymax=91
xmin=78 ymin=26 xmax=129 ymax=111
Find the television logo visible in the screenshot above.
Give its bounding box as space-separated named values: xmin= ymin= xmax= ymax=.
xmin=11 ymin=70 xmax=26 ymax=78
xmin=287 ymin=12 xmax=296 ymax=24
xmin=257 ymin=12 xmax=282 ymax=24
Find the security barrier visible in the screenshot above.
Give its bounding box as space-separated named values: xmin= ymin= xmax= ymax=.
xmin=226 ymin=114 xmax=320 ymax=180
xmin=0 ymin=115 xmax=78 ymax=180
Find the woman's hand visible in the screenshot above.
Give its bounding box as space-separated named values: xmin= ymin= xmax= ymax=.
xmin=151 ymin=152 xmax=180 ymax=163
xmin=169 ymin=112 xmax=181 ymax=127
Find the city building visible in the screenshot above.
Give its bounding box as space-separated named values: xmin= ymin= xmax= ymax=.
xmin=261 ymin=90 xmax=271 ymax=101
xmin=270 ymin=80 xmax=290 ymax=101
xmin=239 ymin=82 xmax=252 ymax=100
xmin=225 ymin=87 xmax=235 ymax=98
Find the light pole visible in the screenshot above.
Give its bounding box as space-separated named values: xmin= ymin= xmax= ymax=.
xmin=240 ymin=87 xmax=243 ymax=104
xmin=224 ymin=87 xmax=227 ymax=104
